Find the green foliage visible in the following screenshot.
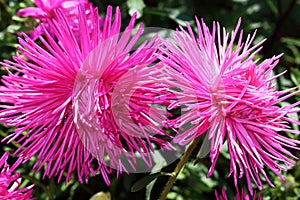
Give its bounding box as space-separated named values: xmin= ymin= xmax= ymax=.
xmin=126 ymin=0 xmax=145 ymax=18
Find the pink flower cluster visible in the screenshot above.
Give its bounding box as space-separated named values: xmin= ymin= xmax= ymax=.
xmin=18 ymin=0 xmax=89 ymax=19
xmin=0 ymin=152 xmax=33 ymax=199
xmin=215 ymin=188 xmax=262 ymax=200
xmin=0 ymin=0 xmax=299 ymax=199
xmin=17 ymin=0 xmax=98 ymax=40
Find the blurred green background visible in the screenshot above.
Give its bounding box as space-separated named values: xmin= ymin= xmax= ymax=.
xmin=1 ymin=0 xmax=300 ymax=199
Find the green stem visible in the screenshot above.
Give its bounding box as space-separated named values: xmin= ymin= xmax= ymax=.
xmin=143 ymin=8 xmax=170 ymax=17
xmin=49 ymin=177 xmax=54 ymax=200
xmin=22 ymin=174 xmax=50 ymax=197
xmin=159 ymin=137 xmax=200 ymax=200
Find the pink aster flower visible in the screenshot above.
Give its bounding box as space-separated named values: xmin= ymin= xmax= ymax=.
xmin=159 ymin=18 xmax=300 ymax=193
xmin=0 ymin=152 xmax=33 ymax=199
xmin=18 ymin=0 xmax=89 ymax=20
xmin=0 ymin=5 xmax=170 ymax=185
xmin=215 ymin=188 xmax=262 ymax=200
xmin=17 ymin=0 xmax=97 ymax=40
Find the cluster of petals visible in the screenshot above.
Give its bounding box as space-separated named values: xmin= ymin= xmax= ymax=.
xmin=215 ymin=188 xmax=262 ymax=200
xmin=0 ymin=4 xmax=170 ymax=185
xmin=159 ymin=18 xmax=300 ymax=193
xmin=17 ymin=0 xmax=89 ymax=20
xmin=0 ymin=152 xmax=33 ymax=200
xmin=17 ymin=0 xmax=97 ymax=40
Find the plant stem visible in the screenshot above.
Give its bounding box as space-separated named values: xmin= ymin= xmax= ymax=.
xmin=159 ymin=137 xmax=200 ymax=200
xmin=49 ymin=177 xmax=54 ymax=200
xmin=22 ymin=174 xmax=50 ymax=197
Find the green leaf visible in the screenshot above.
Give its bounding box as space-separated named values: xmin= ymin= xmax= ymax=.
xmin=6 ymin=24 xmax=20 ymax=33
xmin=145 ymin=151 xmax=168 ymax=200
xmin=266 ymin=0 xmax=278 ymax=16
xmin=126 ymin=0 xmax=145 ymax=19
xmin=131 ymin=172 xmax=173 ymax=192
xmin=282 ymin=37 xmax=300 ymax=47
xmin=281 ymin=101 xmax=299 ymax=132
xmin=291 ymin=67 xmax=300 ymax=86
xmin=145 ymin=175 xmax=157 ymax=200
xmin=168 ymin=9 xmax=194 ymax=27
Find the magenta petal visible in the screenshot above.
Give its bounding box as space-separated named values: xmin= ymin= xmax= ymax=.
xmin=17 ymin=7 xmax=46 ymax=18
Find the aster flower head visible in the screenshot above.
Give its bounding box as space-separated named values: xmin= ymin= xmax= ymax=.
xmin=0 ymin=152 xmax=33 ymax=200
xmin=159 ymin=18 xmax=300 ymax=193
xmin=0 ymin=5 xmax=170 ymax=185
xmin=72 ymin=14 xmax=174 ymax=174
xmin=17 ymin=0 xmax=96 ymax=40
xmin=18 ymin=0 xmax=89 ymax=20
